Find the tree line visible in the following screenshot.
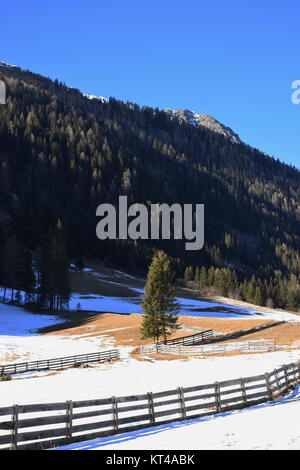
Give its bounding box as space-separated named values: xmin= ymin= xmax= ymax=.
xmin=183 ymin=265 xmax=300 ymax=311
xmin=0 ymin=220 xmax=70 ymax=311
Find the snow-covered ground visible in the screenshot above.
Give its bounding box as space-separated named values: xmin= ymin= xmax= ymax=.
xmin=55 ymin=385 xmax=300 ymax=450
xmin=69 ymin=269 xmax=300 ymax=322
xmin=0 ymin=301 xmax=122 ymax=364
xmin=69 ymin=290 xmax=300 ymax=320
xmin=0 ymin=266 xmax=299 ymax=450
xmin=0 ymin=348 xmax=299 ymax=406
xmin=0 ymin=302 xmax=62 ymax=336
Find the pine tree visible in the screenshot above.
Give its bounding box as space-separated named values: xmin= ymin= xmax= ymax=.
xmin=184 ymin=266 xmax=194 ymax=282
xmin=194 ymin=267 xmax=200 ymax=283
xmin=1 ymin=234 xmax=18 ymax=302
xmin=141 ymin=250 xmax=181 ymax=343
xmin=198 ymin=266 xmax=207 ymax=289
xmin=38 ymin=220 xmax=70 ymax=311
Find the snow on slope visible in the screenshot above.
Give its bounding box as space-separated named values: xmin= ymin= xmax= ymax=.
xmin=56 ymin=385 xmax=300 ymax=450
xmin=70 ymin=278 xmax=300 ymax=322
xmin=0 ymin=301 xmax=120 ymax=364
xmin=0 ymin=302 xmax=62 ymax=336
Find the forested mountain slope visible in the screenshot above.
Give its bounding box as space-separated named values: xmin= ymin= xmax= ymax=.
xmin=0 ymin=62 xmax=300 ymax=305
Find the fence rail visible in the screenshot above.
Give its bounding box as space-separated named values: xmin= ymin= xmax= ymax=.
xmin=154 ymin=322 xmax=284 ymax=349
xmin=0 ymin=360 xmax=298 ymax=450
xmin=0 ymin=349 xmax=120 ymax=376
xmin=140 ymin=339 xmax=276 ymax=356
xmin=156 ymin=329 xmax=213 ymax=346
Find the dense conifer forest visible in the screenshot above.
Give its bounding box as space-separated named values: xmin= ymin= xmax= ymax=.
xmin=0 ymin=63 xmax=300 ymax=310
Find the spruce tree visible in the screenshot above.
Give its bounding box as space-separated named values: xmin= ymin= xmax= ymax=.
xmin=184 ymin=266 xmax=194 ymax=282
xmin=141 ymin=250 xmax=181 ymax=344
xmin=38 ymin=220 xmax=70 ymax=311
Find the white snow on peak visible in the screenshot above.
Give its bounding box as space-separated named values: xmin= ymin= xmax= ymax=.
xmin=0 ymin=61 xmax=17 ymax=68
xmin=164 ymin=108 xmax=242 ymax=145
xmin=83 ymin=93 xmax=108 ymax=103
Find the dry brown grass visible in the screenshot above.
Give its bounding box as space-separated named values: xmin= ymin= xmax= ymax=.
xmin=45 ymin=312 xmax=300 ymax=350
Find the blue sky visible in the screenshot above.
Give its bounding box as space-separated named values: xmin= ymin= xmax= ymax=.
xmin=1 ymin=0 xmax=300 ymax=167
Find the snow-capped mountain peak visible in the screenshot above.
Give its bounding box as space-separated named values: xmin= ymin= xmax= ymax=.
xmin=164 ymin=108 xmax=241 ymax=145
xmin=0 ymin=61 xmax=18 ymax=68
xmin=83 ymin=93 xmax=108 ymax=103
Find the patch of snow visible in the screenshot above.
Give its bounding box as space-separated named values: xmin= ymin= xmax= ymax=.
xmin=0 ymin=302 xmax=62 ymax=336
xmin=69 ymin=288 xmax=300 ymax=322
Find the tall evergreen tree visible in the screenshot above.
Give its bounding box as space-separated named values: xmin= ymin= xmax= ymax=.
xmin=38 ymin=220 xmax=70 ymax=311
xmin=141 ymin=250 xmax=181 ymax=344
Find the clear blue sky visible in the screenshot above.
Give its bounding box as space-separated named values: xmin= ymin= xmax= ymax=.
xmin=1 ymin=0 xmax=300 ymax=168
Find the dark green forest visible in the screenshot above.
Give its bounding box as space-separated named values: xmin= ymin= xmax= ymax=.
xmin=0 ymin=63 xmax=300 ymax=310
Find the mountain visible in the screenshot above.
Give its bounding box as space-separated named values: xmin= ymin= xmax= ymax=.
xmin=164 ymin=109 xmax=242 ymax=145
xmin=0 ymin=62 xmax=300 ymax=292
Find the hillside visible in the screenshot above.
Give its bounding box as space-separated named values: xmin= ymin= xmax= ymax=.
xmin=0 ymin=62 xmax=300 ymax=300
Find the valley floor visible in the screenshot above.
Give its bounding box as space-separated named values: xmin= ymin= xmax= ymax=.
xmin=0 ymin=265 xmax=299 ymax=450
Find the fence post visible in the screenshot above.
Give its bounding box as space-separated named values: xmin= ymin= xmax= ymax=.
xmin=111 ymin=396 xmax=119 ymax=432
xmin=147 ymin=392 xmax=155 ymax=425
xmin=178 ymin=387 xmax=186 ymax=420
xmin=292 ymin=363 xmax=296 ymax=384
xmin=66 ymin=400 xmax=73 ymax=440
xmin=284 ymin=365 xmax=289 ymax=389
xmin=265 ymin=373 xmax=273 ymax=401
xmin=215 ymin=382 xmax=221 ymax=413
xmin=11 ymin=404 xmax=19 ymax=450
xmin=240 ymin=378 xmax=247 ymax=405
xmin=274 ymin=369 xmax=281 ymax=394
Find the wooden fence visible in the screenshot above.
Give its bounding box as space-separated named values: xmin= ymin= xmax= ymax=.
xmin=140 ymin=339 xmax=276 ymax=356
xmin=198 ymin=321 xmax=285 ymax=345
xmin=154 ymin=322 xmax=284 ymax=349
xmin=0 ymin=360 xmax=298 ymax=450
xmin=0 ymin=349 xmax=120 ymax=376
xmin=156 ymin=329 xmax=213 ymax=346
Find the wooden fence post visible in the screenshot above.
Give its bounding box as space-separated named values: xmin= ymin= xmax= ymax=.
xmin=178 ymin=387 xmax=186 ymax=420
xmin=111 ymin=396 xmax=119 ymax=432
xmin=66 ymin=400 xmax=73 ymax=440
xmin=292 ymin=363 xmax=296 ymax=384
xmin=265 ymin=373 xmax=273 ymax=401
xmin=284 ymin=365 xmax=289 ymax=389
xmin=11 ymin=404 xmax=19 ymax=450
xmin=215 ymin=382 xmax=221 ymax=413
xmin=274 ymin=369 xmax=281 ymax=393
xmin=147 ymin=392 xmax=155 ymax=425
xmin=240 ymin=378 xmax=247 ymax=405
